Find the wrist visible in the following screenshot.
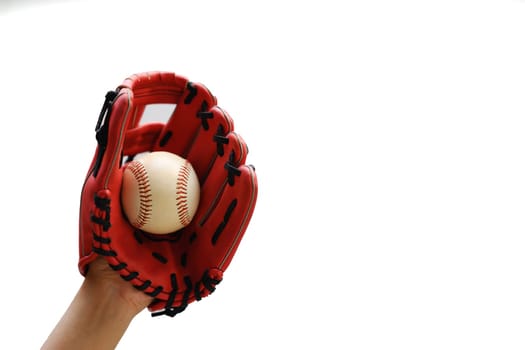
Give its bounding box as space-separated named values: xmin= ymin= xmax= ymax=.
xmin=81 ymin=274 xmax=141 ymax=321
xmin=83 ymin=259 xmax=154 ymax=317
xmin=41 ymin=275 xmax=142 ymax=350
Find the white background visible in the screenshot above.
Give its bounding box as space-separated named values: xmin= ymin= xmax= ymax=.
xmin=1 ymin=0 xmax=525 ymax=349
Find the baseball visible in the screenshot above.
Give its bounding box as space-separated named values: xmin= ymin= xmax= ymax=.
xmin=121 ymin=151 xmax=200 ymax=234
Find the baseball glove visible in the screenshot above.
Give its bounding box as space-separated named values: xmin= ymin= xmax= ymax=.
xmin=78 ymin=71 xmax=258 ymax=317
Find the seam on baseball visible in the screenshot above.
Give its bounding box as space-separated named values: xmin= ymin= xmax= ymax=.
xmin=127 ymin=161 xmax=153 ymax=229
xmin=176 ymin=161 xmax=192 ymax=227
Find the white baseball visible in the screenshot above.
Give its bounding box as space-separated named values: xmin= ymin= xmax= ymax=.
xmin=121 ymin=151 xmax=200 ymax=234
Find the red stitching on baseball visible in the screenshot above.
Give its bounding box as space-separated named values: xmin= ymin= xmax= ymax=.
xmin=176 ymin=161 xmax=192 ymax=226
xmin=127 ymin=161 xmax=152 ymax=228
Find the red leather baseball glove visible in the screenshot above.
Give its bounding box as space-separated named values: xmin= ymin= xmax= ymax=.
xmin=78 ymin=71 xmax=258 ymax=317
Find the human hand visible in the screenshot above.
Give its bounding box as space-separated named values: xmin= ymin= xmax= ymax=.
xmin=85 ymin=257 xmax=154 ymax=316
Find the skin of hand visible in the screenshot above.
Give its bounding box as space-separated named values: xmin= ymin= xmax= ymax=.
xmin=41 ymin=257 xmax=154 ymax=350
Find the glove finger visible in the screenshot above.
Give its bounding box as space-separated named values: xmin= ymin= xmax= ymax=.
xmin=196 ymin=162 xmax=257 ymax=271
xmin=193 ymin=131 xmax=248 ymax=225
xmin=153 ymin=81 xmax=217 ymax=159
xmin=184 ymin=106 xmax=234 ymax=184
xmin=188 ymin=131 xmax=257 ymax=270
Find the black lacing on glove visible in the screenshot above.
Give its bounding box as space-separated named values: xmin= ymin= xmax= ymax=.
xmin=91 ymin=195 xmax=111 ymax=231
xmin=197 ymin=101 xmax=213 ymax=130
xmin=151 ymin=270 xmax=221 ymax=317
xmin=152 ymin=274 xmax=191 ymax=317
xmin=214 ymin=124 xmax=229 ymax=156
xmin=93 ymin=90 xmax=118 ymax=178
xmin=184 ymin=82 xmax=197 ymax=104
xmin=225 ymin=151 xmax=242 ymax=186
